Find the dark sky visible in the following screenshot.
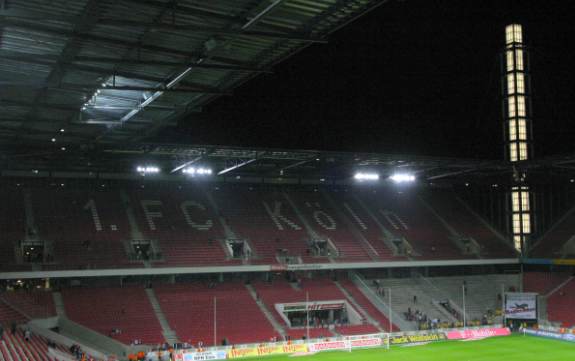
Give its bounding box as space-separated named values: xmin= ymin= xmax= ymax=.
xmin=168 ymin=0 xmax=575 ymax=159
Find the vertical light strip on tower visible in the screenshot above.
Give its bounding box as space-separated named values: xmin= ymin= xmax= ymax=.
xmin=504 ymin=24 xmax=530 ymax=162
xmin=504 ymin=24 xmax=532 ymax=253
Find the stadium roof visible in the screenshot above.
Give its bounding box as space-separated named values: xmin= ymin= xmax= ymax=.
xmin=1 ymin=1 xmax=574 ymax=184
xmin=0 ymin=0 xmax=387 ymax=146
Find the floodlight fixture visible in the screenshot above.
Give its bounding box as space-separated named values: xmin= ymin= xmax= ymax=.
xmin=354 ymin=172 xmax=380 ymax=181
xmin=389 ymin=173 xmax=415 ymax=183
xmin=182 ymin=167 xmax=213 ymax=176
xmin=136 ymin=166 xmax=160 ymax=174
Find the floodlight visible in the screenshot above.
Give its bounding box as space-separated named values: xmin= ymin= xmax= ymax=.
xmin=354 ymin=172 xmax=380 ymax=181
xmin=136 ymin=166 xmax=160 ymax=174
xmin=183 ymin=167 xmax=212 ymax=176
xmin=389 ymin=173 xmax=415 ymax=183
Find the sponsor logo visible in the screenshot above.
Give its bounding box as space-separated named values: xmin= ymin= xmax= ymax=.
xmin=182 ymin=351 xmax=226 ymax=361
xmin=525 ymin=329 xmax=575 ymax=343
xmin=350 ymin=338 xmax=382 ymax=348
xmin=283 ymin=302 xmax=345 ymax=312
xmin=446 ymin=328 xmax=510 ymax=340
xmin=390 ymin=333 xmax=446 ymax=345
xmin=308 ymin=341 xmax=347 ymax=352
xmin=307 ymin=338 xmax=382 ymax=352
xmin=227 ymin=344 xmax=308 ymax=359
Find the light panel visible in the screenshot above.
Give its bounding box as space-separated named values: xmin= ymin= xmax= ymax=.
xmin=354 ymin=172 xmax=380 ymax=181
xmin=183 ymin=167 xmax=213 ymax=176
xmin=389 ymin=173 xmax=415 ymax=183
xmin=136 ymin=166 xmax=160 ymax=174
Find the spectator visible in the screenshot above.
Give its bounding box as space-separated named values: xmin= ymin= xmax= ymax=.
xmin=413 ymin=295 xmax=417 ymax=304
xmin=0 ymin=324 xmax=4 ymax=341
xmin=11 ymin=322 xmax=16 ymax=335
xmin=24 ymin=328 xmax=31 ymax=342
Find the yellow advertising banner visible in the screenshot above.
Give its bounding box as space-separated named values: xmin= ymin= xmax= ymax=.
xmin=227 ymin=344 xmax=308 ymax=359
xmin=553 ymin=259 xmax=575 ymax=266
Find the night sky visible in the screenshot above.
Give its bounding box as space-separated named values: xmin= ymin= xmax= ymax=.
xmin=167 ymin=0 xmax=575 ymax=160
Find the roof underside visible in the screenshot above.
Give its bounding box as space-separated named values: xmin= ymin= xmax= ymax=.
xmin=0 ymin=142 xmax=574 ymax=184
xmin=0 ymin=0 xmax=386 ymax=146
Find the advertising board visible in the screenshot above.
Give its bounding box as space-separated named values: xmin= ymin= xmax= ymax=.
xmin=389 ymin=333 xmax=446 ymax=345
xmin=505 ymin=293 xmax=537 ymax=319
xmin=524 ymin=329 xmax=575 ymax=343
xmin=446 ymin=328 xmax=510 ymax=340
xmin=226 ymin=344 xmax=308 ymax=359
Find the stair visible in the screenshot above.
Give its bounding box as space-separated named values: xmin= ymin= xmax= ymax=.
xmin=245 ymin=284 xmax=286 ymax=338
xmin=321 ymin=191 xmax=379 ymax=261
xmin=52 ymin=292 xmax=66 ymax=318
xmin=334 ymin=282 xmax=383 ymax=332
xmin=203 ymin=190 xmax=238 ymax=240
xmin=351 ymin=194 xmax=401 ymax=255
xmin=144 ymin=289 xmax=179 ymax=344
xmin=350 ymin=273 xmax=412 ymax=331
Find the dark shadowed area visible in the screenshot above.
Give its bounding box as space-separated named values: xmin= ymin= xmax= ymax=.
xmin=162 ymin=0 xmax=575 ymax=159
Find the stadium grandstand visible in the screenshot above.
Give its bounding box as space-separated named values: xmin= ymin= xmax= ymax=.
xmin=0 ymin=1 xmax=574 ymax=361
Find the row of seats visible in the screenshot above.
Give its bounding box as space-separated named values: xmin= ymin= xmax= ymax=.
xmin=422 ymin=191 xmax=515 ymax=258
xmin=523 ymin=272 xmax=572 ymax=295
xmin=531 ymin=206 xmax=575 ymax=258
xmin=0 ymin=184 xmax=519 ymax=271
xmin=547 ymin=278 xmax=575 ymax=327
xmin=154 ymin=282 xmax=278 ymax=346
xmin=0 ymin=301 xmax=26 ymax=325
xmin=338 ymin=279 xmax=398 ymax=332
xmin=62 ymin=286 xmax=164 ymax=345
xmin=0 ymin=291 xmax=56 ymax=320
xmin=0 ymin=328 xmax=72 ymax=361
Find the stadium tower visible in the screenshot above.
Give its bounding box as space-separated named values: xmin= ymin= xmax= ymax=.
xmin=502 ymin=24 xmax=533 ymax=254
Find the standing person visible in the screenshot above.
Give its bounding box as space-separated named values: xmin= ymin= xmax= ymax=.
xmin=11 ymin=322 xmax=16 ymax=335
xmin=0 ymin=323 xmax=4 ymax=341
xmin=24 ymin=328 xmax=31 ymax=342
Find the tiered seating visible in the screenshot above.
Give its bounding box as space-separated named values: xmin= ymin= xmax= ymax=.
xmin=329 ymin=190 xmax=397 ymax=261
xmin=531 ymin=206 xmax=575 ymax=258
xmin=0 ymin=326 xmax=73 ymax=361
xmin=155 ymin=282 xmax=277 ymax=345
xmin=423 ymin=191 xmax=515 ymax=258
xmin=31 ymin=188 xmax=133 ymax=269
xmin=1 ymin=182 xmax=530 ymax=273
xmin=128 ymin=187 xmax=233 ymax=267
xmin=0 ymin=291 xmax=56 ymax=319
xmin=338 ymin=279 xmax=398 ymax=331
xmin=287 ymin=190 xmax=372 ymax=261
xmin=523 ymin=272 xmax=572 ymax=295
xmin=0 ymin=301 xmax=26 ymax=324
xmin=358 ymin=189 xmax=462 ymax=259
xmin=0 ymin=187 xmax=26 ymax=271
xmin=210 ymin=186 xmax=311 ymax=264
xmin=62 ymin=286 xmax=164 ymax=345
xmin=547 ymin=278 xmax=575 ymax=327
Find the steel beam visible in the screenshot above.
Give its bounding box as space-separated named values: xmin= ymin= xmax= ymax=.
xmin=1 ymin=83 xmax=231 ymax=95
xmin=217 ymin=159 xmax=257 ymax=175
xmin=0 ymin=20 xmax=246 ymax=66
xmin=0 ymin=15 xmax=325 ymax=43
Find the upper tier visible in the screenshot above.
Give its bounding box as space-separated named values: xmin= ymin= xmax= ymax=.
xmin=0 ymin=183 xmax=517 ymax=272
